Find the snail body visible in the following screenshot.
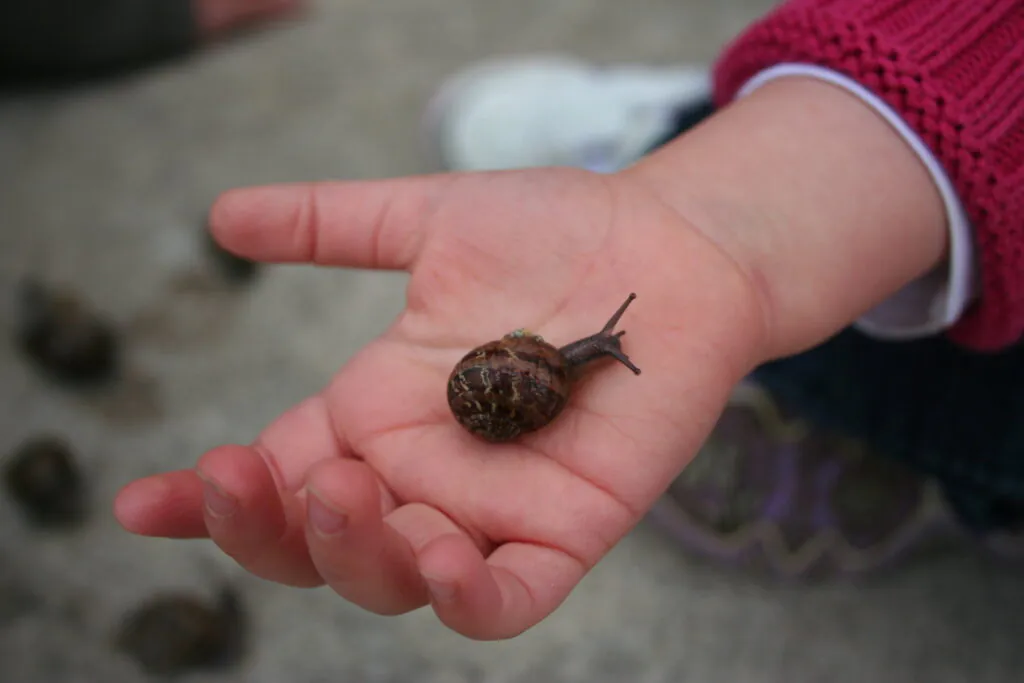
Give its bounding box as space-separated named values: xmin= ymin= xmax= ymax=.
xmin=447 ymin=294 xmax=641 ymax=442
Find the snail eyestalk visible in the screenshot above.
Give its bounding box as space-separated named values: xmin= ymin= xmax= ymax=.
xmin=558 ymin=293 xmax=641 ymax=375
xmin=602 ymin=292 xmax=636 ymax=336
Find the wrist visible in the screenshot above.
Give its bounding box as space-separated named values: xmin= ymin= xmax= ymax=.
xmin=605 ymin=169 xmax=773 ymax=392
xmin=623 ymin=76 xmax=949 ymax=360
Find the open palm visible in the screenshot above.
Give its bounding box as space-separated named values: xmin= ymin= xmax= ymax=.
xmin=115 ymin=167 xmax=764 ymax=639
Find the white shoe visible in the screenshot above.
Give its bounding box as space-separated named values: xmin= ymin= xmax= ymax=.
xmin=422 ymin=54 xmax=712 ymax=173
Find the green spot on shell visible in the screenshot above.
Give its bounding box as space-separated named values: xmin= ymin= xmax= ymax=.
xmin=507 ymin=328 xmax=543 ymax=341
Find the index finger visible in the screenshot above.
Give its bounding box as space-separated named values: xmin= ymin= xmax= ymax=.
xmin=208 ymin=175 xmax=455 ymax=271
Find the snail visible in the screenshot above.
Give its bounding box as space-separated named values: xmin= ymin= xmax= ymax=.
xmin=447 ymin=293 xmax=641 ymax=443
xmin=2 ymin=434 xmax=86 ymax=527
xmin=13 ymin=278 xmax=120 ymax=387
xmin=114 ymin=586 xmax=246 ymax=676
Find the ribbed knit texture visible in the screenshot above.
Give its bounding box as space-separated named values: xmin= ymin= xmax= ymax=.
xmin=712 ymin=0 xmax=1024 ymax=352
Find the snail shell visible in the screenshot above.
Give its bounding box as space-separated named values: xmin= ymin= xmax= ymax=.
xmin=446 ymin=294 xmax=641 ymax=443
xmin=447 ymin=330 xmax=569 ymax=443
xmin=115 ymin=587 xmax=246 ymax=676
xmin=14 ymin=279 xmax=120 ymax=387
xmin=2 ymin=434 xmax=85 ymax=528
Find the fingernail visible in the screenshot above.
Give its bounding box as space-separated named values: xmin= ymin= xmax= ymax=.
xmin=197 ymin=472 xmax=237 ymax=518
xmin=307 ymin=490 xmax=348 ymax=536
xmin=423 ymin=575 xmax=458 ymax=603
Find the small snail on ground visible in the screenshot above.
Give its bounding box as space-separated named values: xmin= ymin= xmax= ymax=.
xmin=2 ymin=434 xmax=86 ymax=528
xmin=14 ymin=279 xmax=120 ymax=387
xmin=114 ymin=586 xmax=246 ymax=676
xmin=447 ymin=293 xmax=641 ymax=443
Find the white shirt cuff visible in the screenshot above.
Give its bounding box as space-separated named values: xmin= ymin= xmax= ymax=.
xmin=734 ymin=63 xmax=978 ymax=340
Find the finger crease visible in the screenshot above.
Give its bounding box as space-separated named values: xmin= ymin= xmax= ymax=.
xmin=502 ymin=564 xmax=540 ymax=619
xmin=251 ymin=441 xmax=292 ymax=494
xmin=298 ymin=183 xmax=324 ymax=265
xmin=316 ymin=392 xmax=350 ymax=457
xmin=368 ymin=190 xmax=393 ymax=269
xmin=498 ymin=536 xmax=590 ymax=576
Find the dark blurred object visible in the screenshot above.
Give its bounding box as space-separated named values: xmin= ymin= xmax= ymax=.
xmin=14 ymin=279 xmax=121 ymax=388
xmin=0 ymin=0 xmax=197 ymax=88
xmin=204 ymin=230 xmax=260 ymax=284
xmin=0 ymin=0 xmax=304 ymax=91
xmin=114 ymin=586 xmax=247 ymax=676
xmin=2 ymin=434 xmax=86 ymax=528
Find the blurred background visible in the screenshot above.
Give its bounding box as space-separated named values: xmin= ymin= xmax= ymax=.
xmin=1 ymin=1 xmax=1021 ymax=681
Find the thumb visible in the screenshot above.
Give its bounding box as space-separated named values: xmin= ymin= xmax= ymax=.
xmin=208 ymin=175 xmax=459 ymax=272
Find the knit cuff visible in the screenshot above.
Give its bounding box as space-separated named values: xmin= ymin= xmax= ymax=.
xmin=735 ymin=63 xmax=978 ymax=341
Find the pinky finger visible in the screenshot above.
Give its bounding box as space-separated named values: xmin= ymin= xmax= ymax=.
xmin=114 ymin=470 xmax=208 ymax=538
xmin=416 ymin=535 xmax=585 ymax=640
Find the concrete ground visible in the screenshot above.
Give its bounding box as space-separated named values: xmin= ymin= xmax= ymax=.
xmin=1 ymin=1 xmax=1022 ymax=681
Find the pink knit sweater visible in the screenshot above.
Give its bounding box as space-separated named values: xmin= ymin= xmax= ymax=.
xmin=712 ymin=0 xmax=1024 ymax=352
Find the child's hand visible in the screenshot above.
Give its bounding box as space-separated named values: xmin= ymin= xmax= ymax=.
xmin=113 ymin=167 xmax=767 ymax=639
